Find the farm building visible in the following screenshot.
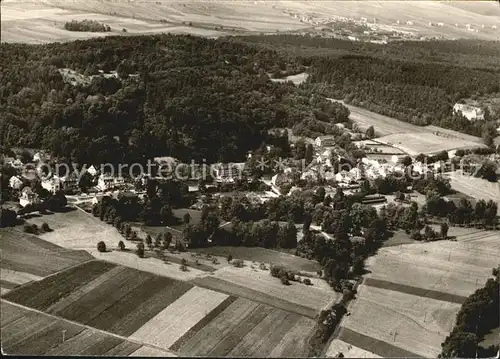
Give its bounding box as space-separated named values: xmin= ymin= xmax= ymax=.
xmin=315 ymin=135 xmax=336 ymax=147
xmin=453 ymin=103 xmax=484 ymax=121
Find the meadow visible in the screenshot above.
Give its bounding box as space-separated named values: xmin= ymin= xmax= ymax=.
xmin=0 ymin=300 xmax=174 ymax=356
xmin=3 ymin=259 xmax=321 ymax=356
xmin=0 ymin=228 xmax=92 ymax=294
xmin=333 ymin=227 xmax=500 ymax=357
xmin=2 ymin=1 xmax=498 ymax=44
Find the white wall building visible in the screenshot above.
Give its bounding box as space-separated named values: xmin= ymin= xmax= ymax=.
xmin=453 ymin=103 xmax=484 ymax=121
xmin=315 ymin=136 xmax=336 ymax=148
xmin=9 ymin=176 xmax=23 ymax=190
xmin=19 ymin=187 xmax=40 ymax=207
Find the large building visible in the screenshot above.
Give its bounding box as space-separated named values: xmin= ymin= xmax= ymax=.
xmin=453 ymin=103 xmax=484 ymax=121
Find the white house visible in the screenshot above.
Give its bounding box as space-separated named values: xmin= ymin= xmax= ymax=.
xmin=42 ymin=174 xmax=78 ymax=193
xmin=32 ymin=152 xmax=48 ymax=163
xmin=87 ymin=165 xmax=98 ymax=177
xmin=9 ymin=176 xmax=23 ymax=190
xmin=19 ymin=187 xmax=40 ymax=207
xmin=42 ymin=176 xmax=61 ymax=193
xmin=97 ymin=174 xmax=115 ymax=191
xmin=316 ymin=149 xmax=332 ymax=167
xmin=315 ymin=136 xmax=336 ymax=148
xmin=453 ymin=103 xmax=484 ymax=121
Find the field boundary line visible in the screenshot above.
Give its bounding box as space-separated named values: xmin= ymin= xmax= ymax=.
xmin=1 ymin=259 xmax=97 ymax=298
xmin=1 ymin=299 xmax=177 ymax=357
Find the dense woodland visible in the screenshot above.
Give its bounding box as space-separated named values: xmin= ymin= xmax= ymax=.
xmin=238 ymin=35 xmax=500 ymax=138
xmin=2 ymin=34 xmax=499 ymax=170
xmin=0 ymin=35 xmax=348 ymax=167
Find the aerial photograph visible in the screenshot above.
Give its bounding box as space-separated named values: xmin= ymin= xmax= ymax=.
xmin=0 ymin=0 xmax=499 ymax=357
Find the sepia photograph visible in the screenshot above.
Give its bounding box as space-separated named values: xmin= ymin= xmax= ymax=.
xmin=0 ymin=0 xmax=499 ymax=358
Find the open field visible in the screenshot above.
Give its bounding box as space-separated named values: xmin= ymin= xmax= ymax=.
xmin=191 ymin=245 xmax=321 ymax=272
xmin=2 ymin=1 xmax=498 ymax=44
xmin=326 ymin=339 xmax=382 ymax=358
xmin=0 ymin=228 xmax=93 ymax=277
xmin=365 ymin=233 xmax=500 ymax=298
xmin=205 ymin=265 xmax=340 ymax=313
xmin=170 ymin=296 xmax=317 ymax=357
xmin=131 ymin=286 xmax=229 ymax=349
xmin=0 ymin=228 xmax=93 ymax=294
xmin=340 ymin=284 xmax=461 ymax=357
xmin=170 ymin=208 xmax=203 ymax=230
xmin=270 ymin=72 xmax=309 ymax=85
xmin=3 ymin=260 xmax=196 ymax=336
xmin=335 ymin=229 xmax=499 ymax=357
xmin=338 ymin=101 xmax=429 ymax=137
xmin=27 ymin=207 xmax=206 ymax=280
xmin=191 ymin=275 xmax=322 ymax=319
xmin=376 ymin=132 xmax=487 ymax=156
xmin=333 ymin=101 xmax=487 ymax=154
xmin=425 ymin=125 xmax=485 ymax=144
xmin=3 ymin=260 xmax=320 ymax=356
xmin=0 ymin=300 xmax=174 ymax=356
xmin=445 ymin=171 xmax=500 ymax=214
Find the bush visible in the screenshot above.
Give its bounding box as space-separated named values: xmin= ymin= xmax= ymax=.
xmin=41 ymin=222 xmax=50 ymax=232
xmin=303 ymin=278 xmax=312 ymax=285
xmin=97 ymin=241 xmax=106 ymax=252
xmin=259 ymin=263 xmax=267 ymax=270
xmin=118 ymin=240 xmax=125 ymax=251
xmin=232 ymin=259 xmax=244 ymax=268
xmin=23 ymin=224 xmax=33 ymax=233
xmin=31 ymin=224 xmax=39 ymax=234
xmin=280 ymin=275 xmax=290 ymax=285
xmin=180 ymin=264 xmax=188 ymax=271
xmin=136 ymin=242 xmax=145 ymax=258
xmin=227 ymin=254 xmax=233 ymax=262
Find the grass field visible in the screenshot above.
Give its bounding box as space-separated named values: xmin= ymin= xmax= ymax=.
xmin=2 ymin=1 xmax=498 ymax=44
xmin=131 ymin=286 xmax=229 ymax=349
xmin=338 ymin=101 xmax=487 ymax=155
xmin=340 ymin=284 xmax=461 ymax=357
xmin=3 ymin=260 xmax=195 ymax=337
xmin=0 ymin=300 xmax=173 ymax=356
xmin=207 ymin=265 xmax=339 ymax=314
xmin=335 ymin=228 xmax=500 ymax=357
xmin=191 ymin=245 xmax=321 ymax=272
xmin=376 ymin=132 xmax=486 ymax=156
xmin=0 ymin=228 xmax=93 ymax=294
xmin=3 ymin=259 xmax=320 ymax=356
xmin=27 ymin=208 xmax=206 ymax=281
xmin=191 ymin=275 xmax=322 ymax=319
xmin=340 ymin=102 xmax=430 ymax=137
xmin=170 ymin=296 xmax=317 ymax=357
xmin=445 ymin=172 xmax=500 ymax=215
xmin=365 ymin=234 xmax=500 ymax=298
xmin=326 ymin=339 xmax=382 ymax=358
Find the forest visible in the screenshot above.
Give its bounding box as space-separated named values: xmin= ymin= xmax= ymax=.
xmin=2 ymin=34 xmax=499 ymax=170
xmin=0 ymin=35 xmax=348 ymax=167
xmin=237 ymin=35 xmax=500 ymax=137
